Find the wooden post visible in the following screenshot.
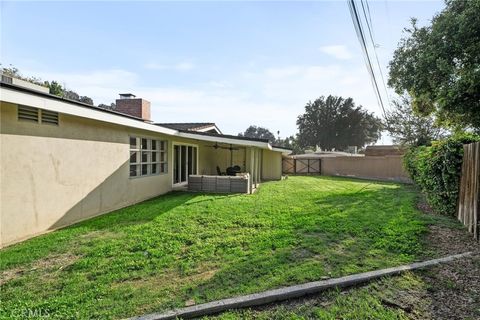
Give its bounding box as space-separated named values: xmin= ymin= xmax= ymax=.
xmin=457 ymin=142 xmax=480 ymax=241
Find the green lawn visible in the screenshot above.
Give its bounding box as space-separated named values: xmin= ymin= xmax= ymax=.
xmin=208 ymin=272 xmax=428 ymax=320
xmin=0 ymin=176 xmax=450 ymax=319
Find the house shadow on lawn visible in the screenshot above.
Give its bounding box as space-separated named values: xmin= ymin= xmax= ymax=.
xmin=174 ymin=183 xmax=426 ymax=307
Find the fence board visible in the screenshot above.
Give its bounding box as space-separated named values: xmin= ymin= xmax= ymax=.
xmin=457 ymin=142 xmax=480 ymax=241
xmin=282 ymin=156 xmax=410 ymax=182
xmin=282 ymin=158 xmax=321 ymax=175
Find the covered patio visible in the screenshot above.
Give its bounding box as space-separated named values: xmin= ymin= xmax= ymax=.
xmin=171 ymin=133 xmax=288 ymax=194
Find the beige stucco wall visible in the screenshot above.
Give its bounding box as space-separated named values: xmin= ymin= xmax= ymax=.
xmin=321 ymin=156 xmax=411 ymax=183
xmin=0 ymin=102 xmax=285 ymax=247
xmin=0 ymin=102 xmax=210 ymax=247
xmin=261 ymin=149 xmax=282 ymax=180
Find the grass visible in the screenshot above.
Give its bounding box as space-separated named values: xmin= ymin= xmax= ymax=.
xmin=0 ymin=176 xmax=456 ymax=319
xmin=208 ymin=272 xmax=429 ymax=320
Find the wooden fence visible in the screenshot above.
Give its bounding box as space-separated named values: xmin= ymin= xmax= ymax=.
xmin=457 ymin=142 xmax=480 ymax=241
xmin=282 ymin=156 xmax=410 ymax=183
xmin=282 ymin=158 xmax=321 ymax=175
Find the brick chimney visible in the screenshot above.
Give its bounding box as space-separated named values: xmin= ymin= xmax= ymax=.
xmin=115 ymin=93 xmax=151 ymax=121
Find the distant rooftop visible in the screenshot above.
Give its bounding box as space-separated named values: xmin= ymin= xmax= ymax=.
xmin=156 ymin=122 xmax=221 ymax=134
xmin=292 ymin=151 xmax=364 ymax=159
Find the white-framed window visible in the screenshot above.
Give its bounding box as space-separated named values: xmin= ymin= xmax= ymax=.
xmin=18 ymin=105 xmax=59 ymax=125
xmin=129 ymin=137 xmax=167 ymax=177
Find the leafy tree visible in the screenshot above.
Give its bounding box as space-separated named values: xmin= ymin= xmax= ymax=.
xmin=238 ymin=125 xmax=276 ymax=142
xmin=2 ymin=65 xmax=94 ymax=106
xmin=78 ymin=96 xmax=94 ymax=105
xmin=388 ymin=0 xmax=480 ymax=131
xmin=296 ymin=95 xmax=382 ymax=150
xmin=275 ymin=135 xmax=303 ymax=154
xmin=1 ymin=64 xmax=43 ymax=86
xmin=385 ymin=95 xmax=446 ymax=146
xmin=63 ymin=90 xmax=80 ymax=101
xmin=45 ymin=81 xmax=63 ymax=96
xmin=98 ymin=103 xmax=117 ymax=110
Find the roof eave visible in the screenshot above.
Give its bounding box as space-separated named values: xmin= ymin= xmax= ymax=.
xmin=0 ymin=86 xmax=178 ymax=136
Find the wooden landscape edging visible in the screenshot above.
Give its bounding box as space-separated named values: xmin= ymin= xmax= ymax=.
xmin=457 ymin=142 xmax=480 ymax=240
xmin=128 ymin=252 xmax=473 ymax=320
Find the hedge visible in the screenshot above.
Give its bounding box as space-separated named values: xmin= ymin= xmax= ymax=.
xmin=404 ymin=134 xmax=480 ymax=216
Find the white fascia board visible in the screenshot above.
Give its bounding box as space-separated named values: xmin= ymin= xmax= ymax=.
xmin=195 ymin=125 xmax=222 ymax=134
xmin=177 ymin=131 xmax=272 ymax=149
xmin=0 ymin=87 xmax=178 ymax=136
xmin=272 ymin=147 xmax=293 ymax=155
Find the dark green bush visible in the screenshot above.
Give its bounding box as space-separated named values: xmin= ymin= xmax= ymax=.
xmin=404 ymin=134 xmax=480 ymax=215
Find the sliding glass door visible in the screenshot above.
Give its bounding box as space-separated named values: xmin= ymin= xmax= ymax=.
xmin=173 ymin=144 xmax=198 ymax=185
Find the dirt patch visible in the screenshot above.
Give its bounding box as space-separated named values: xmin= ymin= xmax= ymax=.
xmin=415 ymin=198 xmax=480 ymax=319
xmin=425 ymin=225 xmax=480 ymax=256
xmin=289 ymin=248 xmax=315 ymax=260
xmin=417 ymin=194 xmax=479 ymax=256
xmin=418 ymin=255 xmax=480 ymax=320
xmin=114 ymin=264 xmax=219 ymax=290
xmin=0 ymin=252 xmax=80 ymax=285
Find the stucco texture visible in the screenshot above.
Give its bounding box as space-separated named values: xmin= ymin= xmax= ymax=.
xmin=0 ymin=102 xmax=284 ymax=246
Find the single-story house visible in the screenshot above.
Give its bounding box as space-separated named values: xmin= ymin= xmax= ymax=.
xmin=0 ymin=78 xmax=291 ymax=247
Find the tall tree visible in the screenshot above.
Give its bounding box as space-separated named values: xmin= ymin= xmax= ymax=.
xmin=296 ymin=95 xmax=382 ymax=150
xmin=276 ymin=135 xmax=303 ymax=154
xmin=2 ymin=65 xmax=95 ymax=106
xmin=238 ymin=125 xmax=276 ymax=142
xmin=388 ymin=0 xmax=480 ymax=131
xmin=385 ymin=95 xmax=445 ymax=146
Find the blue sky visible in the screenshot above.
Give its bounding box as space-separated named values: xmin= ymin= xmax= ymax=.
xmin=1 ymin=0 xmax=444 ymax=141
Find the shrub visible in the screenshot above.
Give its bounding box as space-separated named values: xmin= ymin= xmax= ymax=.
xmin=404 ymin=133 xmax=480 ymax=215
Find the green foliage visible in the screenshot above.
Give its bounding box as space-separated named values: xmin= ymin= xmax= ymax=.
xmin=385 ymin=95 xmax=445 ymax=146
xmin=388 ymin=0 xmax=480 ymax=130
xmin=238 ymin=125 xmax=276 ymax=142
xmin=404 ymin=134 xmax=480 ymax=215
xmin=276 ymin=135 xmax=303 ymax=154
xmin=0 ymin=177 xmax=446 ymax=319
xmin=296 ymin=95 xmax=383 ymax=150
xmin=1 ymin=64 xmax=44 ymax=86
xmin=2 ymin=65 xmax=95 ymax=106
xmin=238 ymin=126 xmax=303 ymax=154
xmin=98 ymin=103 xmax=117 ymax=110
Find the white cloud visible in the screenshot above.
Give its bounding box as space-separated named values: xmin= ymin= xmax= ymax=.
xmin=144 ymin=62 xmax=194 ymax=71
xmin=318 ymin=45 xmax=353 ymax=60
xmin=22 ymin=62 xmax=382 ymax=139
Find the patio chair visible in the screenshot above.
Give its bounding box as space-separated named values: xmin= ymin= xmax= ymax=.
xmin=226 ymin=166 xmax=241 ymax=176
xmin=216 ymin=166 xmax=226 ymax=176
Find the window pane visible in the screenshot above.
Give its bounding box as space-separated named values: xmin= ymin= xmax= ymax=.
xmin=151 ymin=164 xmax=158 ymax=174
xmin=142 ymin=164 xmax=148 ymax=175
xmin=142 ymin=151 xmax=149 ymax=163
xmin=151 ymin=140 xmax=157 ymax=150
xmin=192 ymin=147 xmax=197 ymax=174
xmin=174 ymin=146 xmax=180 ymax=183
xmin=152 ymin=152 xmax=158 ymax=162
xmin=130 ymin=137 xmax=137 ymax=149
xmin=130 ymin=151 xmax=138 ymax=164
xmin=141 ymin=138 xmax=148 ymax=149
xmin=188 ymin=146 xmax=193 ymax=176
xmin=160 ymin=163 xmax=166 ymax=173
xmin=130 ymin=165 xmax=138 ymax=177
xmin=160 ymin=141 xmax=166 ymax=151
xmin=181 ymin=146 xmax=187 ymax=182
xmin=160 ymin=151 xmax=165 ymax=162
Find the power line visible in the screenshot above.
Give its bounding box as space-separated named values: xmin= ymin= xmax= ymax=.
xmin=360 ymin=0 xmax=391 ymax=108
xmin=347 ymin=0 xmax=388 ymax=120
